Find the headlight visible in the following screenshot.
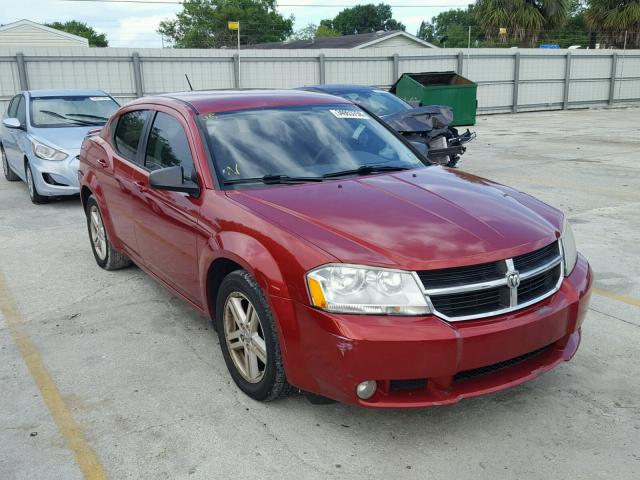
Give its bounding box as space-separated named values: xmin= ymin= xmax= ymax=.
xmin=306 ymin=264 xmax=430 ymax=315
xmin=560 ymin=217 xmax=578 ymax=276
xmin=32 ymin=140 xmax=68 ymax=161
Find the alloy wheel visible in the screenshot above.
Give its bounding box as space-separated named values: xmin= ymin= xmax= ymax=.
xmin=223 ymin=292 xmax=268 ymax=383
xmin=1 ymin=149 xmax=7 ymax=176
xmin=26 ymin=166 xmax=35 ymax=197
xmin=89 ymin=205 xmax=107 ymax=260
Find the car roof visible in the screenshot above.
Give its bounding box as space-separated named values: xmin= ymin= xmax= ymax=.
xmin=302 ymin=84 xmax=383 ymax=94
xmin=26 ymin=89 xmax=110 ymax=98
xmin=134 ymin=89 xmax=352 ymax=114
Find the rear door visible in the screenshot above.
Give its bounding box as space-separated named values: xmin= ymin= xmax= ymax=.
xmin=99 ymin=109 xmax=150 ymax=258
xmin=129 ymin=109 xmax=201 ymax=304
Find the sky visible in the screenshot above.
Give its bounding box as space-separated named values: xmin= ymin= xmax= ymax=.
xmin=0 ymin=0 xmax=471 ymax=48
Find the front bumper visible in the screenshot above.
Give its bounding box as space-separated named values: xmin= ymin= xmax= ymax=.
xmin=273 ymin=254 xmax=592 ymax=407
xmin=29 ymin=150 xmax=80 ymax=196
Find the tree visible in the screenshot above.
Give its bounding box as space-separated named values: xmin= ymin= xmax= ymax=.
xmin=320 ymin=3 xmax=406 ymax=35
xmin=158 ymin=0 xmax=294 ymax=48
xmin=585 ymin=0 xmax=640 ymax=48
xmin=45 ymin=21 xmax=108 ymax=47
xmin=417 ymin=6 xmax=482 ymax=47
xmin=290 ymin=23 xmax=340 ymax=41
xmin=475 ymin=0 xmax=570 ymax=46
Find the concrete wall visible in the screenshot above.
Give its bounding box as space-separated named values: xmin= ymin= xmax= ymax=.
xmin=0 ymin=24 xmax=89 ymax=48
xmin=1 ymin=47 xmax=638 ymax=114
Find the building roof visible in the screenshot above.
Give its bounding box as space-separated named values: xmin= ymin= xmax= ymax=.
xmin=0 ymin=19 xmax=89 ymax=46
xmin=253 ymin=30 xmax=437 ymax=49
xmin=150 ymin=89 xmax=352 ymax=114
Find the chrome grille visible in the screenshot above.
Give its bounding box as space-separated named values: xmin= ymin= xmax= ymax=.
xmin=417 ymin=241 xmax=563 ymax=321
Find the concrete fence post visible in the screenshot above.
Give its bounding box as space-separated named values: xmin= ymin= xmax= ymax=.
xmin=609 ymin=52 xmax=618 ymax=106
xmin=16 ymin=53 xmax=29 ymax=91
xmin=563 ymin=52 xmax=572 ymax=110
xmin=392 ymin=53 xmax=399 ymax=83
xmin=512 ymin=52 xmax=521 ymax=113
xmin=457 ymin=51 xmax=464 ymax=75
xmin=131 ymin=52 xmax=143 ymax=98
xmin=319 ymin=53 xmax=326 ymax=85
xmin=233 ymin=54 xmax=240 ymax=88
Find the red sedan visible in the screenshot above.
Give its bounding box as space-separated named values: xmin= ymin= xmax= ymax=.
xmin=78 ymin=90 xmax=592 ymax=407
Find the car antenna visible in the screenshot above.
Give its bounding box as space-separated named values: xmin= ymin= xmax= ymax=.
xmin=185 ymin=74 xmax=194 ymax=91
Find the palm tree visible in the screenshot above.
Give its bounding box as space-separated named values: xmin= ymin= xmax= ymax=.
xmin=475 ymin=0 xmax=570 ymax=46
xmin=585 ymin=0 xmax=640 ymax=48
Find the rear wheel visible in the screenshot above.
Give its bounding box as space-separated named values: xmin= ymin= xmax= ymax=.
xmin=216 ymin=270 xmax=290 ymax=401
xmin=25 ymin=162 xmax=47 ymax=204
xmin=85 ymin=195 xmax=131 ymax=270
xmin=1 ymin=147 xmax=19 ymax=181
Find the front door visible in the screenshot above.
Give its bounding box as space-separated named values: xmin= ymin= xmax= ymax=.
xmin=130 ymin=110 xmax=201 ymax=304
xmin=3 ymin=95 xmax=27 ymax=174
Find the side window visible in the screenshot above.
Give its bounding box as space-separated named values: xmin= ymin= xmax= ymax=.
xmin=15 ymin=96 xmax=26 ymax=126
xmin=114 ymin=110 xmax=149 ymax=163
xmin=145 ymin=112 xmax=194 ymax=181
xmin=7 ymin=95 xmax=20 ymax=118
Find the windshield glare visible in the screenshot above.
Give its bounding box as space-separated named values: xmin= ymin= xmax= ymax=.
xmin=205 ymin=105 xmax=425 ymax=185
xmin=338 ymin=90 xmax=411 ymax=117
xmin=31 ymin=96 xmax=119 ymax=128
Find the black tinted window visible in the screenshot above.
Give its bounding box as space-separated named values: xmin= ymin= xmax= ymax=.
xmin=15 ymin=96 xmax=26 ymax=126
xmin=114 ymin=110 xmax=149 ymax=162
xmin=7 ymin=95 xmax=20 ymax=117
xmin=145 ymin=112 xmax=194 ymax=180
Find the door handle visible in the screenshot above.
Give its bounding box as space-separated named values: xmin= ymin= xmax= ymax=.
xmin=134 ymin=181 xmax=149 ymax=193
xmin=97 ymin=158 xmax=108 ymax=168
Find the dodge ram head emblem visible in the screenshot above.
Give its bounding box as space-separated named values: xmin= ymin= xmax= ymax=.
xmin=506 ymin=271 xmax=521 ymax=288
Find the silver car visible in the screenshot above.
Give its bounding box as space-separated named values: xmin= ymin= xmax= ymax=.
xmin=1 ymin=89 xmax=119 ymax=203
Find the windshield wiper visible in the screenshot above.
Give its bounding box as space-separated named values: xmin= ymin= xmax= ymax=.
xmin=223 ymin=174 xmax=324 ymax=185
xmin=65 ymin=113 xmax=109 ymax=121
xmin=322 ymin=164 xmax=411 ymax=179
xmin=39 ymin=110 xmax=94 ymax=126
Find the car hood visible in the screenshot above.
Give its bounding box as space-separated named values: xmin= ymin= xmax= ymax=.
xmin=382 ymin=105 xmax=453 ymax=133
xmin=29 ymin=125 xmax=101 ymax=150
xmin=228 ymin=167 xmax=564 ymax=270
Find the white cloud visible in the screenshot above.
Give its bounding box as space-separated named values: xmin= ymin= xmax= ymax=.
xmin=0 ymin=0 xmax=469 ymax=47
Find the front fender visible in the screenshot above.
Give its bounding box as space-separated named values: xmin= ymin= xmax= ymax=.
xmin=198 ymin=230 xmax=288 ymax=315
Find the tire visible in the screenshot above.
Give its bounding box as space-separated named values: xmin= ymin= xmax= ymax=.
xmin=85 ymin=195 xmax=131 ymax=270
xmin=1 ymin=146 xmax=19 ymax=181
xmin=215 ymin=270 xmax=290 ymax=401
xmin=25 ymin=161 xmax=48 ymax=204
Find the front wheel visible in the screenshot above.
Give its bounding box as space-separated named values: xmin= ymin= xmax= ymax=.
xmin=25 ymin=162 xmax=47 ymax=204
xmin=2 ymin=147 xmax=19 ymax=181
xmin=216 ymin=270 xmax=290 ymax=401
xmin=85 ymin=195 xmax=131 ymax=270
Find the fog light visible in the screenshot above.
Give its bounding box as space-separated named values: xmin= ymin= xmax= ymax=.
xmin=356 ymin=380 xmax=377 ymax=400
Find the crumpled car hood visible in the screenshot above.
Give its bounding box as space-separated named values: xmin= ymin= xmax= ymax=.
xmin=228 ymin=167 xmax=564 ymax=270
xmin=382 ymin=105 xmax=453 ymax=134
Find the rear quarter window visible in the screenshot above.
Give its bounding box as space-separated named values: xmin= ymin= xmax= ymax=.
xmin=114 ymin=110 xmax=149 ymax=163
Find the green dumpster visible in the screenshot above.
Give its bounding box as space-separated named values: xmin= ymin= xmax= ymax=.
xmin=391 ymin=72 xmax=477 ymax=126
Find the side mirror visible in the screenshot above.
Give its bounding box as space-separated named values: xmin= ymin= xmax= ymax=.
xmin=149 ymin=165 xmax=201 ymax=197
xmin=2 ymin=118 xmax=22 ymax=129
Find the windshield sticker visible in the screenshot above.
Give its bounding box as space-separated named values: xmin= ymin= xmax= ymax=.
xmin=89 ymin=97 xmax=111 ymax=101
xmin=330 ymin=109 xmax=369 ymax=120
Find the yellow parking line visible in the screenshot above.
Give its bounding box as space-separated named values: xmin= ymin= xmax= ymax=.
xmin=593 ymin=287 xmax=640 ymax=308
xmin=0 ymin=272 xmax=107 ymax=480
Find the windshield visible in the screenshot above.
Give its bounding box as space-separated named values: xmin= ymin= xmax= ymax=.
xmin=336 ymin=90 xmax=411 ymax=117
xmin=30 ymin=96 xmax=119 ymax=128
xmin=204 ymin=105 xmax=426 ymax=186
